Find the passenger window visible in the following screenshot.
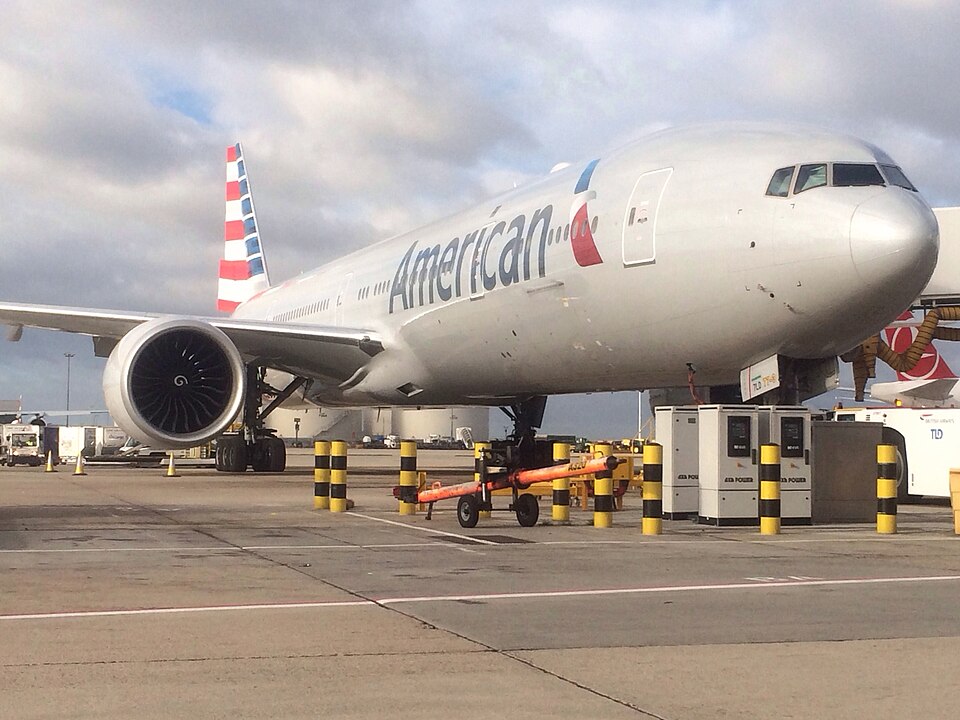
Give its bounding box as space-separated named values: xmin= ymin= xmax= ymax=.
xmin=880 ymin=165 xmax=917 ymax=191
xmin=833 ymin=163 xmax=884 ymax=187
xmin=765 ymin=167 xmax=795 ymax=197
xmin=795 ymin=164 xmax=827 ymax=193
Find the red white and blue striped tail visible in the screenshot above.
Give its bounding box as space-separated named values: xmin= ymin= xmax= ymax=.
xmin=218 ymin=143 xmax=270 ymax=313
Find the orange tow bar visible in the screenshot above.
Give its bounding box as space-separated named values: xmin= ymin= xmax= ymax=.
xmin=417 ymin=455 xmax=619 ymax=504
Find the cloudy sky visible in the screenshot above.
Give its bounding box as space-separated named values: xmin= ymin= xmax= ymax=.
xmin=1 ymin=1 xmax=959 ymax=437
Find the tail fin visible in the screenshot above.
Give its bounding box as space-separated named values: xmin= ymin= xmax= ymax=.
xmin=882 ymin=310 xmax=957 ymax=380
xmin=218 ymin=142 xmax=270 ymax=313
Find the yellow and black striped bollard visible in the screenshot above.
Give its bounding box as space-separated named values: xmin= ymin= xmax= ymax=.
xmin=552 ymin=442 xmax=571 ymax=523
xmin=313 ymin=441 xmax=330 ymax=510
xmin=877 ymin=443 xmax=897 ymax=534
xmin=759 ymin=444 xmax=781 ymax=535
xmin=399 ymin=440 xmax=418 ymax=515
xmin=642 ymin=443 xmax=663 ymax=535
xmin=475 ymin=441 xmax=492 ymax=519
xmin=593 ymin=443 xmax=614 ymax=528
xmin=330 ymin=440 xmax=348 ymax=513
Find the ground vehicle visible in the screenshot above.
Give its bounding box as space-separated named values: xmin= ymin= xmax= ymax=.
xmin=835 ymin=407 xmax=960 ymax=500
xmin=0 ymin=423 xmax=45 ymax=467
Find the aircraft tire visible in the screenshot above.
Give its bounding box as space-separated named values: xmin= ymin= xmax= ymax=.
xmin=215 ymin=440 xmax=229 ymax=471
xmin=216 ymin=436 xmax=248 ymax=472
xmin=231 ymin=441 xmax=249 ymax=472
xmin=457 ymin=495 xmax=480 ymax=528
xmin=515 ymin=493 xmax=539 ymax=527
xmin=250 ymin=439 xmax=270 ymax=472
xmin=267 ymin=438 xmax=286 ymax=472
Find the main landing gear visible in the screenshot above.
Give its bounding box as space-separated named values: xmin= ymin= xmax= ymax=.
xmin=215 ymin=365 xmax=307 ymax=473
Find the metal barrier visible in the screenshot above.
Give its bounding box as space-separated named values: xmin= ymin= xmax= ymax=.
xmin=876 ymin=444 xmax=897 ymax=534
xmin=552 ymin=442 xmax=571 ymax=522
xmin=399 ymin=440 xmax=418 ymax=515
xmin=330 ymin=441 xmax=348 ymax=513
xmin=642 ymin=443 xmax=663 ymax=535
xmin=593 ymin=443 xmax=614 ymax=528
xmin=759 ymin=444 xmax=781 ymax=535
xmin=313 ymin=440 xmax=330 ymax=510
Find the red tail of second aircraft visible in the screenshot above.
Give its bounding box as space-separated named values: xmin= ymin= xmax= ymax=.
xmin=882 ymin=310 xmax=957 ymax=380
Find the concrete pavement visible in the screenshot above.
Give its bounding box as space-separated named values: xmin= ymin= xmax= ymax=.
xmin=2 ymin=455 xmax=959 ymax=718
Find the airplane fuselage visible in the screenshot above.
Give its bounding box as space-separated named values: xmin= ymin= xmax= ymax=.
xmin=235 ymin=124 xmax=939 ymax=406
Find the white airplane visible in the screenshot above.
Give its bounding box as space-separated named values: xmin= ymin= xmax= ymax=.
xmin=868 ymin=311 xmax=959 ymax=407
xmin=0 ymin=124 xmax=940 ymax=472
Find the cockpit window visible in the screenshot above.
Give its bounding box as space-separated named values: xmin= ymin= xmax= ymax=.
xmin=766 ymin=167 xmax=795 ymax=197
xmin=880 ymin=164 xmax=917 ymax=192
xmin=833 ymin=163 xmax=885 ymax=187
xmin=795 ymin=164 xmax=827 ymax=193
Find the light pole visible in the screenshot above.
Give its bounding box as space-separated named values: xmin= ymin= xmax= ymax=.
xmin=64 ymin=353 xmax=75 ymax=427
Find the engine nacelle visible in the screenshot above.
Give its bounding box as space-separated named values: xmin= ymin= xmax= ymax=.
xmin=103 ymin=317 xmax=246 ymax=448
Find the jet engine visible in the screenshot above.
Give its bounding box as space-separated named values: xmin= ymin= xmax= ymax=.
xmin=103 ymin=317 xmax=246 ymax=448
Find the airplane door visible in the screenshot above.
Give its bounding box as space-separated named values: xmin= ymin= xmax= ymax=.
xmin=335 ymin=272 xmax=353 ymax=325
xmin=622 ymin=168 xmax=672 ymax=266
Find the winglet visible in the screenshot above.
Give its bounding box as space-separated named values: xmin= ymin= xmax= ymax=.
xmin=218 ymin=143 xmax=271 ymax=314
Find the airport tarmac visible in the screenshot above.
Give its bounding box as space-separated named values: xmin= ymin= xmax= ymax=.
xmin=2 ymin=449 xmax=960 ymax=719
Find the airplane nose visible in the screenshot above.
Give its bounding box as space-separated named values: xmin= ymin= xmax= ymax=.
xmin=849 ymin=191 xmax=939 ymax=287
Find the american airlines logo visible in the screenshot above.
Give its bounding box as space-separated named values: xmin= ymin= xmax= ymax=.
xmin=389 ymin=160 xmax=603 ymax=314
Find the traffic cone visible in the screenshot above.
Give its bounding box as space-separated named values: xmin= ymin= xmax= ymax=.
xmin=165 ymin=453 xmax=180 ymax=478
xmin=45 ymin=451 xmax=56 ymax=473
xmin=73 ymin=453 xmax=87 ymax=476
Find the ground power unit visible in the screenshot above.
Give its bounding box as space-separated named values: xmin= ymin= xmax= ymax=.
xmin=698 ymin=405 xmax=758 ymax=526
xmin=654 ymin=406 xmax=699 ymax=519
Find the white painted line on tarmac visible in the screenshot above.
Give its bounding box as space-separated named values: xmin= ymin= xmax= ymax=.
xmin=360 ymin=542 xmax=452 ymax=549
xmin=538 ymin=540 xmax=632 ymax=546
xmin=0 ymin=541 xmax=466 ymax=555
xmin=0 ymin=546 xmax=233 ymax=554
xmin=744 ymin=536 xmax=958 ymax=544
xmin=4 ymin=574 xmax=960 ymax=622
xmin=349 ymin=512 xmax=499 ymax=545
xmin=0 ymin=600 xmax=375 ymax=621
xmin=242 ymin=542 xmax=450 ymax=551
xmin=376 ymin=574 xmax=960 ymax=605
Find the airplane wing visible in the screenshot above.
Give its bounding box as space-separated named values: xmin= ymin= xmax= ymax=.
xmin=0 ymin=301 xmax=384 ymax=384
